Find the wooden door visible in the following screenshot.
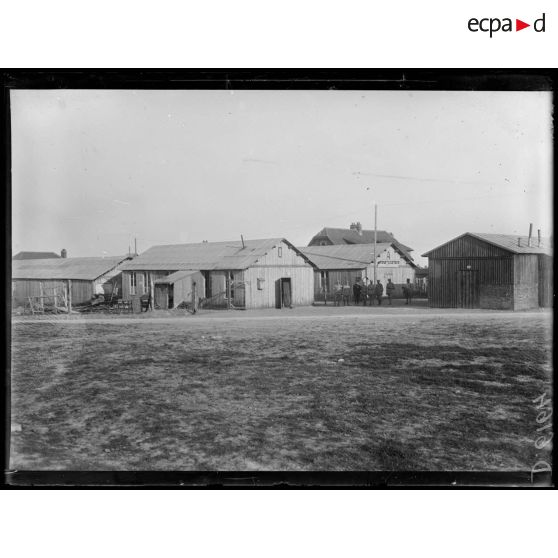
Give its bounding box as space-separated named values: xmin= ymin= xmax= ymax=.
xmin=234 ymin=281 xmax=246 ymax=308
xmin=458 ymin=270 xmax=479 ymax=309
xmin=275 ymin=279 xmax=282 ymax=308
xmin=154 ymin=284 xmax=169 ymax=309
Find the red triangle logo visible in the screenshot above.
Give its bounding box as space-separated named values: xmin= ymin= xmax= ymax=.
xmin=516 ymin=19 xmax=530 ymax=31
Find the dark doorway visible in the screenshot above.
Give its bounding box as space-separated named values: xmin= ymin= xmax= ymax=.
xmin=275 ymin=277 xmax=292 ymax=309
xmin=458 ymin=270 xmax=479 ymax=308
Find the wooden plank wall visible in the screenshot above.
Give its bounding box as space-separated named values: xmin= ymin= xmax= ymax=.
xmin=427 ymin=235 xmax=516 ymax=308
xmin=427 ymin=235 xmax=512 ymax=259
xmin=428 ymin=257 xmax=514 ymax=308
xmin=513 ymin=254 xmax=540 ymax=310
xmin=173 ymin=272 xmax=205 ymax=307
xmin=12 ymin=279 xmax=93 ymax=305
xmin=244 ymin=265 xmax=314 ymax=308
xmin=538 ymin=255 xmax=553 ymax=308
xmin=242 ymin=241 xmax=315 ymax=308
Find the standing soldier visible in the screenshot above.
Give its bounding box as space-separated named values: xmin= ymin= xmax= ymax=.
xmin=366 ymin=278 xmax=375 ymax=306
xmin=361 ymin=277 xmax=368 ymax=306
xmin=333 ymin=280 xmax=343 ymax=306
xmin=374 ymin=279 xmax=384 ymax=306
xmin=352 ymin=278 xmax=362 ymax=305
xmin=385 ymin=278 xmax=395 ymax=305
xmin=342 ymin=281 xmax=351 ymax=306
xmin=404 ymin=278 xmax=413 ymax=305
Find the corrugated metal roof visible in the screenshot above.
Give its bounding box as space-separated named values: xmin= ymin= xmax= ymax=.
xmin=470 ymin=233 xmax=552 ymax=255
xmin=13 ymin=251 xmax=60 ymax=260
xmin=12 ymin=256 xmax=132 ymax=280
xmin=153 ymin=270 xmax=199 ymax=284
xmin=121 ymin=238 xmax=310 ymax=271
xmin=300 ymin=243 xmax=414 ymax=270
xmin=422 ymin=233 xmax=552 ymax=257
xmin=309 ymin=227 xmax=414 ymax=255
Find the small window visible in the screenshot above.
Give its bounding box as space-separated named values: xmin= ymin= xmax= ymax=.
xmin=257 ymin=278 xmax=265 ymax=290
xmin=278 ymin=247 xmax=282 ymax=258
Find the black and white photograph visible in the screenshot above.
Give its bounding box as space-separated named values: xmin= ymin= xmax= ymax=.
xmin=5 ymin=73 xmax=553 ymax=484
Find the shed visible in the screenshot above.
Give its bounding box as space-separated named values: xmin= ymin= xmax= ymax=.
xmin=422 ymin=232 xmax=553 ymax=310
xmin=12 ymin=255 xmax=133 ymax=307
xmin=153 ymin=270 xmax=205 ymax=310
xmin=300 ymin=243 xmax=417 ymax=302
xmin=119 ymin=238 xmax=315 ymax=310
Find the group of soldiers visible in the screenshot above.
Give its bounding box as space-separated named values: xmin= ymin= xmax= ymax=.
xmin=331 ymin=277 xmax=414 ymax=306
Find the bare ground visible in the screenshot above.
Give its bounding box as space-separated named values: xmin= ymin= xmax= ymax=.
xmin=9 ymin=306 xmax=553 ymax=471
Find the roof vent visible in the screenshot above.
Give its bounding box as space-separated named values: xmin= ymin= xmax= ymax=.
xmin=61 ymin=248 xmax=67 ymax=258
xmin=517 ymin=237 xmax=521 ymax=247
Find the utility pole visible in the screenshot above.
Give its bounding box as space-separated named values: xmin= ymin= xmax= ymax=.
xmin=373 ymin=202 xmax=378 ymax=284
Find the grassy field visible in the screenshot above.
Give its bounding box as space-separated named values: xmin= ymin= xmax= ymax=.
xmin=10 ymin=307 xmax=552 ymax=470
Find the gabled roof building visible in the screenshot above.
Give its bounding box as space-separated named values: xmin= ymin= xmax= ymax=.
xmin=12 ymin=255 xmax=133 ymax=306
xmin=119 ymin=238 xmax=316 ymax=310
xmin=422 ymin=232 xmax=552 ymax=310
xmin=300 ymin=242 xmax=417 ymax=301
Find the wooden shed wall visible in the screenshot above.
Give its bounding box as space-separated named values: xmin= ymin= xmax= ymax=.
xmin=428 ymin=257 xmax=514 ymax=308
xmin=172 ymin=272 xmax=205 ymax=307
xmin=538 ymin=255 xmax=553 ymax=308
xmin=513 ymin=254 xmax=540 ymax=310
xmin=244 ymin=265 xmax=314 ymax=308
xmin=242 ymin=241 xmax=315 ymax=308
xmin=12 ymin=279 xmax=94 ymax=305
xmin=426 ymin=235 xmax=512 ymax=259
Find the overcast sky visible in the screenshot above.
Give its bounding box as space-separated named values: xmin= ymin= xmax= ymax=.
xmin=11 ymin=89 xmax=552 ymax=265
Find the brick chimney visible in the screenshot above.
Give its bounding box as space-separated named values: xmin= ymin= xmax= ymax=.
xmin=350 ymin=222 xmax=363 ymax=235
xmin=61 ymin=248 xmax=67 ymax=258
